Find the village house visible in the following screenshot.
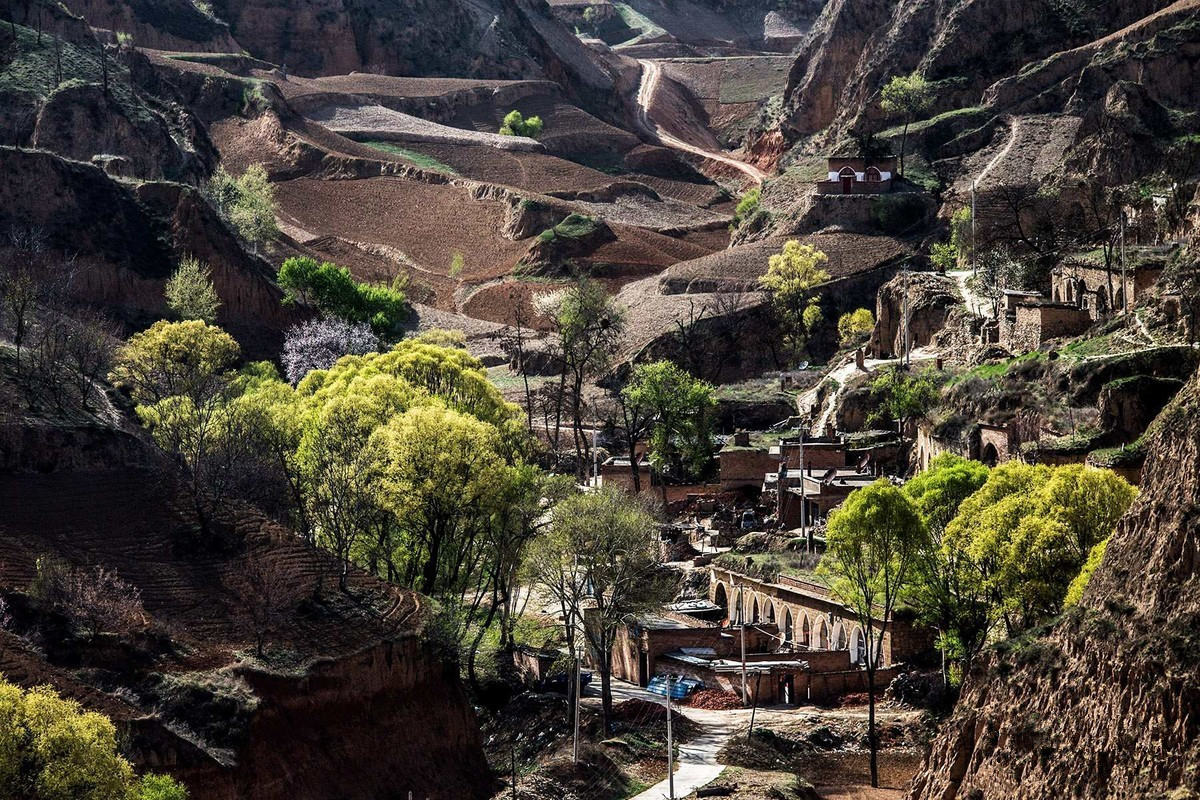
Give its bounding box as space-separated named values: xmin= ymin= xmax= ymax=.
xmin=816 ymin=156 xmax=896 ymax=195
xmin=718 ymin=431 xmax=780 ymax=492
xmin=1050 ymin=253 xmax=1167 ymax=320
xmin=998 ymin=292 xmax=1093 ymax=353
xmin=915 ymin=420 xmax=1019 ymax=471
xmin=758 ymin=434 xmax=897 ymax=528
xmin=610 ymin=565 xmax=933 ymax=705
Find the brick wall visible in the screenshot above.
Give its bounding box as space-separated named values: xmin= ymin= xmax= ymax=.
xmin=719 ymin=448 xmax=778 ymax=490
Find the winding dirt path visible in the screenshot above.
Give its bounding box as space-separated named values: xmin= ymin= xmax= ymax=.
xmin=973 ymin=116 xmax=1018 ymax=189
xmin=635 ymin=59 xmax=769 ymax=184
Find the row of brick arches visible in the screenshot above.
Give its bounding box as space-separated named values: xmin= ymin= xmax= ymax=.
xmin=713 ymin=582 xmax=870 ymax=665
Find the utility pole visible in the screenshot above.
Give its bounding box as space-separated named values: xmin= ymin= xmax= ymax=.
xmin=572 ymin=653 xmax=582 ymax=764
xmin=971 ymin=180 xmax=978 ymax=277
xmin=1120 ymin=210 xmax=1128 ymax=317
xmin=747 ymin=671 xmax=762 ymax=739
xmin=666 ymin=675 xmax=676 ymax=800
xmin=740 ymin=619 xmax=748 ymax=706
xmin=800 ymin=436 xmax=811 ymax=552
xmin=902 ymin=265 xmax=912 ymax=367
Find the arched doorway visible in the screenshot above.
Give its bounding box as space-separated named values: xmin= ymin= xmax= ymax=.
xmin=782 ymin=609 xmax=794 ymax=646
xmin=981 ymin=442 xmax=999 ymax=467
xmin=851 ymin=627 xmax=867 ymax=665
xmin=832 ymin=622 xmax=847 ymax=650
xmin=1115 ymin=286 xmax=1125 ymax=312
xmin=751 ymin=596 xmax=760 ymax=624
xmin=1077 ymin=280 xmax=1088 ymax=308
xmin=765 ymin=601 xmax=776 ymax=624
xmin=800 ymin=614 xmax=811 ymax=648
xmin=714 ymin=583 xmax=728 ymax=613
xmin=839 ymin=167 xmax=855 ymax=194
xmin=816 ymin=619 xmax=829 ymax=649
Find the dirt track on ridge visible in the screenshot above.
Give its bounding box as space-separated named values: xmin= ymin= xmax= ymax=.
xmin=635 ymin=59 xmax=769 ymax=184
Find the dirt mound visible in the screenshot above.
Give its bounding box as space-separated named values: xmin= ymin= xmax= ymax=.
xmin=686 ymin=688 xmax=743 ymax=710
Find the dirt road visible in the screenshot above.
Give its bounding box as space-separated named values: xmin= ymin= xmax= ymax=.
xmin=635 ymin=59 xmax=769 ymax=184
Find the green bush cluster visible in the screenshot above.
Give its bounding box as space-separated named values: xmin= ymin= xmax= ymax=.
xmin=277 ymin=257 xmax=407 ymax=337
xmin=499 ymin=110 xmax=544 ymax=138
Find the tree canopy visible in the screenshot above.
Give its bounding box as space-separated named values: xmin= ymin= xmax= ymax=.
xmin=164 ymin=256 xmax=220 ymax=324
xmin=277 ymin=257 xmax=407 ymax=337
xmin=759 ymin=240 xmax=830 ymax=362
xmin=622 ymin=360 xmax=716 ymax=494
xmin=0 ymin=679 xmax=186 ymax=800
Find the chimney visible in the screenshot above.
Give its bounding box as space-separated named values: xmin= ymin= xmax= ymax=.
xmin=733 ymin=431 xmax=750 ymax=447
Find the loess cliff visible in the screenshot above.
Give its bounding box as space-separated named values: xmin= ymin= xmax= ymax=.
xmin=0 ymin=420 xmax=493 ymax=800
xmin=910 ymin=365 xmax=1200 ymax=799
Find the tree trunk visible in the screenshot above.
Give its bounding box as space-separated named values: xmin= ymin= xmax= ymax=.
xmin=600 ymin=661 xmax=613 ymax=738
xmin=867 ymin=665 xmax=878 ymax=788
xmin=899 ymin=121 xmax=909 ymax=177
xmin=467 ymin=598 xmax=499 ymax=697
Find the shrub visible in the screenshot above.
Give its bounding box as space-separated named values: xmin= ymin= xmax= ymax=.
xmin=838 ymin=308 xmax=875 ymax=346
xmin=0 ymin=679 xmax=184 ymax=800
xmin=207 ymin=165 xmax=278 ymax=254
xmin=277 ymin=257 xmax=407 ymax=337
xmin=281 ymin=318 xmax=378 ymax=384
xmin=29 ymin=557 xmax=145 ymax=640
xmin=499 ymin=110 xmax=544 ymax=138
xmin=165 ymin=255 xmax=220 ymax=323
xmin=731 ymin=187 xmax=761 ymax=230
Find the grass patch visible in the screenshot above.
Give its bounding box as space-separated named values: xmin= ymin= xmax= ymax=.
xmin=947 ymin=351 xmax=1045 ymax=385
xmin=713 ymin=375 xmax=794 ymax=405
xmin=879 ymin=106 xmax=988 ymax=139
xmin=612 ymin=3 xmax=668 ymax=44
xmin=0 ymin=24 xmax=151 ymax=124
xmin=537 ymin=213 xmax=601 ymax=244
xmin=361 ymin=142 xmax=458 ymax=174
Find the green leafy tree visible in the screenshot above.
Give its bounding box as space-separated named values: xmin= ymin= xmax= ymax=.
xmin=165 ymin=255 xmax=220 ymax=323
xmin=622 ymin=359 xmax=715 ymax=503
xmin=371 ymin=405 xmax=508 ymax=597
xmin=525 ymin=487 xmax=671 ymax=735
xmin=0 ymin=679 xmax=185 ymax=800
xmin=819 ymin=480 xmax=927 ymax=788
xmin=865 ymin=366 xmax=939 ymax=452
xmin=902 ymin=454 xmax=990 ymax=679
xmin=208 ymin=165 xmax=278 ymax=255
xmin=944 ymin=463 xmax=1135 ymax=635
xmin=108 ymin=320 xmax=240 ymax=406
xmin=277 ymin=257 xmax=407 ymax=337
xmin=880 ymin=73 xmax=933 ymax=177
xmin=759 ymin=240 xmax=830 ymax=363
xmin=499 ymin=110 xmax=544 ymax=138
xmin=837 ymin=308 xmax=875 ymax=347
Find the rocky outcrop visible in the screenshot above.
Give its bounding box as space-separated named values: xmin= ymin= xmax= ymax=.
xmin=0 ymin=148 xmax=295 ymax=357
xmin=1098 ymin=375 xmax=1185 ymax=441
xmin=870 ymin=271 xmax=959 ymax=358
xmin=764 ymin=0 xmax=1198 ymax=193
xmin=910 ymin=363 xmax=1200 ymax=799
